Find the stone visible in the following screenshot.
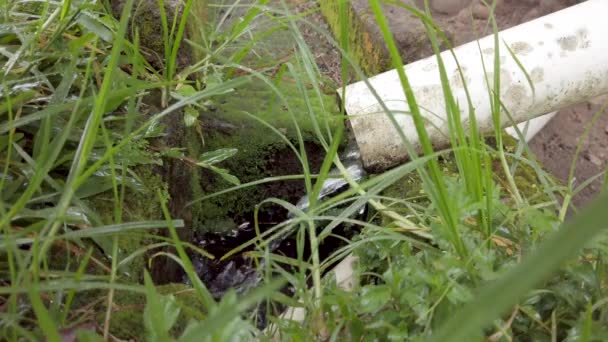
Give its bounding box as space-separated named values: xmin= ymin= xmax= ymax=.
xmin=471 ymin=3 xmax=490 ymax=19
xmin=471 ymin=0 xmax=504 ymax=20
xmin=604 ymin=124 xmax=608 ymax=135
xmin=589 ymin=154 xmax=603 ymax=167
xmin=430 ymin=0 xmax=472 ymax=15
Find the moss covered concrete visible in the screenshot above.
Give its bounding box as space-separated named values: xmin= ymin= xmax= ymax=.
xmin=195 ymin=68 xmax=342 ymax=233
xmin=110 ymin=1 xmax=345 ymax=235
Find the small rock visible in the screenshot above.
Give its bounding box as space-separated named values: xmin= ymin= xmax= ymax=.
xmin=604 ymin=124 xmax=608 ymax=135
xmin=589 ymin=154 xmax=603 ymax=167
xmin=472 ymin=3 xmax=490 ymax=19
xmin=471 ymin=0 xmax=504 ymax=20
xmin=431 ymin=0 xmax=472 ymax=15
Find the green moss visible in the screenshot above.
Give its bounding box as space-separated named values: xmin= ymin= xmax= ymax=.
xmin=126 ymin=166 xmax=168 ymax=221
xmin=184 ymin=121 xmax=208 ymax=232
xmin=86 ymin=165 xmax=168 ymax=281
xmin=380 ymin=134 xmax=552 ymax=225
xmin=501 ymin=135 xmax=549 ymax=204
xmin=380 ymin=154 xmax=458 ymax=209
xmin=319 ymin=1 xmax=390 ymax=76
xmin=194 ymin=70 xmax=342 ymax=233
xmin=120 ymin=166 xmax=168 ymax=279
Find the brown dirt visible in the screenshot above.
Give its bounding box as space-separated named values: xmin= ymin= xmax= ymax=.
xmin=290 ymin=0 xmax=606 ymax=207
xmin=530 ymin=97 xmax=608 ymax=206
xmin=418 ymin=0 xmax=584 ymax=54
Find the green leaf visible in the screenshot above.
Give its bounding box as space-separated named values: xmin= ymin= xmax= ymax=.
xmin=176 ymin=85 xmax=198 ymax=97
xmin=67 ymin=33 xmax=96 ymax=52
xmin=197 ymin=148 xmax=238 ymax=166
xmin=28 ymin=286 xmax=61 ymax=342
xmin=177 ymin=279 xmax=284 ymax=341
xmin=13 ymin=207 xmax=90 ymax=225
xmin=77 ymin=13 xmax=113 ymax=43
xmin=60 ymin=0 xmax=72 ymax=21
xmin=184 ymin=107 xmax=199 ymax=127
xmin=208 ymin=165 xmax=240 ymax=186
xmin=523 ymin=207 xmax=560 ymax=239
xmin=161 ymin=147 xmax=186 ymax=159
xmin=360 ymin=285 xmax=391 ymax=313
xmin=1 ymin=220 xmax=185 ymax=249
xmin=143 ymin=272 xmax=181 ymax=341
xmin=0 ymin=90 xmax=38 ymax=117
xmin=143 ymin=120 xmax=166 ymax=138
xmin=76 ymin=173 xmax=145 ymax=199
xmin=204 ymin=72 xmax=234 ymax=95
xmin=112 ymin=141 xmax=161 ymax=166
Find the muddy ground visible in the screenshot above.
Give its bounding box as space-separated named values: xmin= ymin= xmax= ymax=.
xmin=292 ymin=0 xmax=606 ymax=207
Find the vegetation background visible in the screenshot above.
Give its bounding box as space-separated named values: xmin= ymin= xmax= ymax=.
xmin=1 ymin=0 xmax=607 ymax=340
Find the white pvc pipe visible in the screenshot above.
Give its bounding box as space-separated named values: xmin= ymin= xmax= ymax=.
xmin=342 ymin=0 xmax=608 ymax=171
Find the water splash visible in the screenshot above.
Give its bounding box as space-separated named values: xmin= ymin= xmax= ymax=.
xmin=191 ymin=140 xmax=367 ymax=302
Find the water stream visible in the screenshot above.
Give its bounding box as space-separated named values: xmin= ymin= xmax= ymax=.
xmin=189 ymin=140 xmax=366 ymax=307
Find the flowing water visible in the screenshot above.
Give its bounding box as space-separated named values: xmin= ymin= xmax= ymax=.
xmin=189 ymin=140 xmax=366 ymax=310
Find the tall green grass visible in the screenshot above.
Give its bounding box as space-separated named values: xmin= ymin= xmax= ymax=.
xmin=1 ymin=0 xmax=607 ymax=340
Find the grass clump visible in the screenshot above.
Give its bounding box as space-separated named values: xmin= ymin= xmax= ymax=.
xmin=1 ymin=0 xmax=608 ymax=341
